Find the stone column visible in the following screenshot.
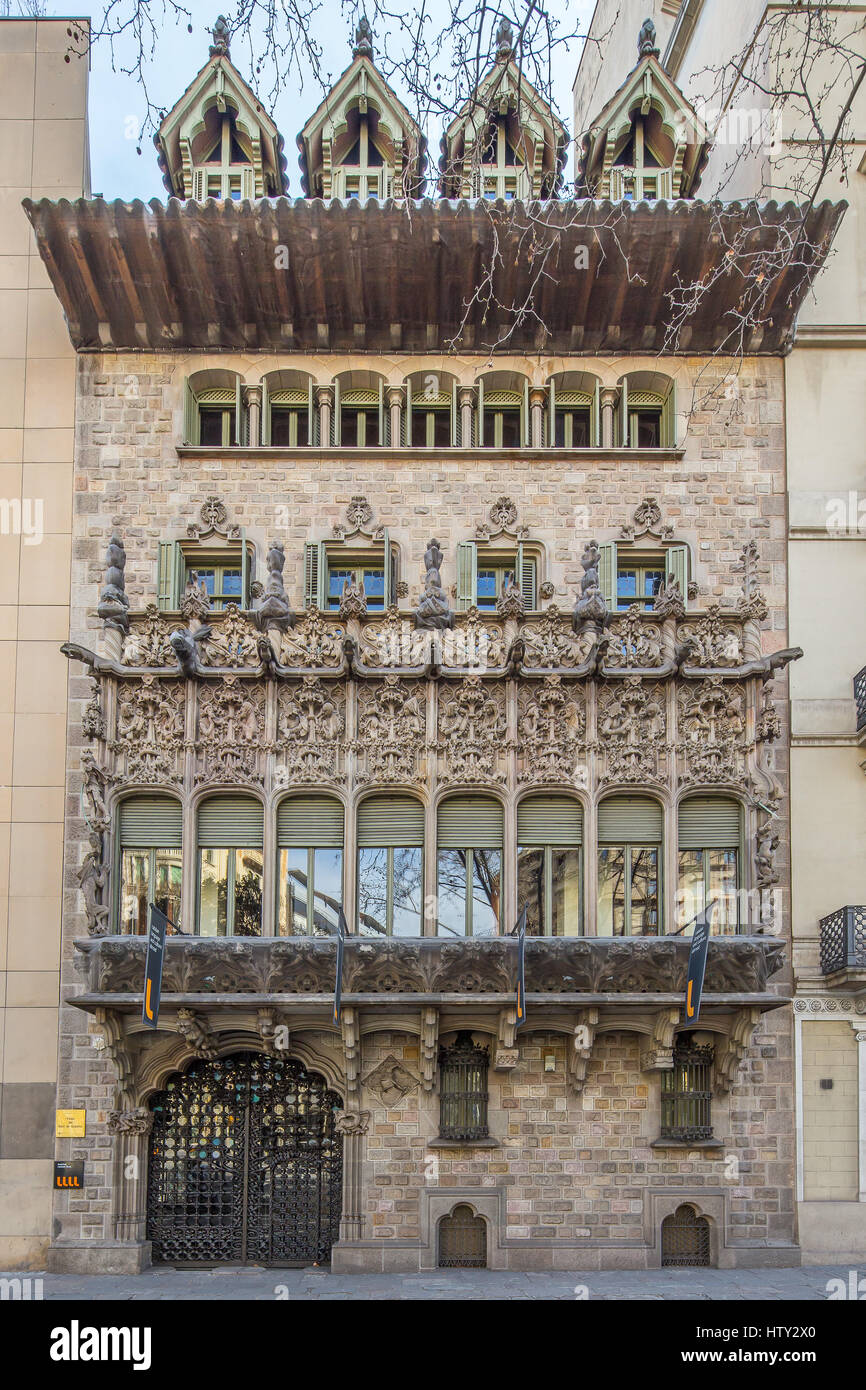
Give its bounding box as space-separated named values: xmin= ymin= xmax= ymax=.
xmin=388 ymin=386 xmax=403 ymax=447
xmin=245 ymin=384 xmax=262 ymax=448
xmin=529 ymin=388 xmax=546 ymax=448
xmin=601 ymin=388 xmax=618 ymax=449
xmin=335 ymin=1110 xmax=370 ymax=1242
xmin=107 ymin=1108 xmax=155 ymax=1246
xmin=459 ymin=387 xmax=474 ymax=447
xmin=855 ymin=1027 xmax=866 ymax=1202
xmin=317 ymin=385 xmax=334 ymax=446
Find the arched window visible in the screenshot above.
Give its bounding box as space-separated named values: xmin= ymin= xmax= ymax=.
xmin=118 ymin=796 xmax=183 ymax=936
xmin=404 ymin=371 xmax=458 ymax=447
xmin=183 ymin=369 xmax=245 ymax=448
xmin=437 ymin=797 xmax=502 ymax=937
xmin=333 ymin=371 xmax=387 ymax=447
xmin=517 ymin=795 xmax=582 ymax=936
xmin=277 ymin=797 xmax=344 ymax=937
xmin=617 ymin=371 xmax=677 ymax=449
xmin=197 ymin=796 xmax=263 ymax=937
xmin=677 ymin=797 xmax=742 ymax=935
xmin=476 ymin=372 xmax=528 ymax=448
xmin=597 ymin=796 xmax=663 ymax=936
xmin=262 ymin=370 xmax=316 ymax=447
xmin=190 ymin=105 xmax=256 ymax=201
xmin=438 ymin=1034 xmax=490 ymax=1140
xmin=547 ymin=372 xmax=601 ymax=448
xmin=357 ymin=796 xmax=424 ymax=936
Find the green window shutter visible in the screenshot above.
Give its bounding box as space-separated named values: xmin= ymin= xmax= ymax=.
xmin=278 ymin=796 xmax=344 ymax=848
xmin=678 ymin=797 xmax=741 ymax=850
xmin=451 ymin=381 xmax=458 ymax=447
xmin=403 ymin=381 xmax=411 ymax=445
xmin=332 ymin=379 xmax=340 ymax=446
xmin=621 ymin=377 xmax=629 ymax=446
xmin=517 ymin=544 xmax=536 ymax=610
xmin=597 ymin=540 xmax=617 ymax=609
xmin=438 ymin=797 xmax=503 ymax=849
xmin=592 ymin=380 xmax=601 ymax=446
xmin=261 ymin=376 xmax=270 ymax=446
xmin=198 ymin=796 xmax=263 ymax=848
xmin=119 ymin=796 xmax=183 ymax=848
xmin=379 ymin=379 xmax=386 ymax=446
xmin=157 ymin=540 xmax=180 ymax=611
xmin=662 ymin=378 xmax=677 ymax=448
xmin=456 ymin=540 xmax=477 ymax=611
xmin=304 ymin=541 xmax=321 ymax=609
xmin=476 ymin=378 xmax=484 ymax=448
xmin=666 ymin=544 xmax=689 ymax=603
xmin=192 ymin=167 xmax=207 ymax=202
xmin=383 ymin=528 xmax=391 ymax=607
xmin=183 ymin=378 xmax=198 ymax=445
xmin=598 ymin=796 xmax=663 ymax=842
xmin=358 ymin=795 xmax=424 ymax=847
xmin=523 ymin=379 xmax=530 ymax=447
xmin=241 ymin=164 xmax=255 ymax=200
xmin=234 ymin=376 xmax=244 ymax=446
xmin=547 ymin=380 xmax=556 ymax=446
xmin=518 ymin=795 xmax=582 ymax=846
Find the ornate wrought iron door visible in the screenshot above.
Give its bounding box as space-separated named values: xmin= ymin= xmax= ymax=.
xmin=661 ymin=1204 xmax=711 ymax=1267
xmin=147 ymin=1053 xmax=343 ymax=1265
xmin=438 ymin=1204 xmax=488 ymax=1268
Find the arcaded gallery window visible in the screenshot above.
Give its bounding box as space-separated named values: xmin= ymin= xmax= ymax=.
xmin=437 ymin=797 xmax=502 ymax=937
xmin=597 ymin=796 xmax=662 ymax=936
xmin=677 ymin=797 xmax=741 ymax=934
xmin=197 ymin=796 xmax=264 ymax=937
xmin=118 ymin=796 xmax=183 ymax=935
xmin=277 ymin=797 xmax=344 ymax=937
xmin=517 ymin=796 xmax=583 ymax=936
xmin=357 ymin=796 xmax=424 ymax=936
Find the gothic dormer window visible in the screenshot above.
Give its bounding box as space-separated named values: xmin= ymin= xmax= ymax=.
xmin=192 ymin=108 xmax=255 ymax=201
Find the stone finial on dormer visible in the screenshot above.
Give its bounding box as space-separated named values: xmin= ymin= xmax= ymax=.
xmin=353 ymin=12 xmax=374 ymax=58
xmin=637 ymin=17 xmax=659 ymax=59
xmin=97 ymin=532 xmax=130 ymax=635
xmin=209 ymin=14 xmax=231 ymax=57
xmin=415 ymin=538 xmax=454 ymax=631
xmin=496 ymin=16 xmax=514 ymax=58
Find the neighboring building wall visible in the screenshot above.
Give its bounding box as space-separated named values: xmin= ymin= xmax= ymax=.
xmin=801 ymin=1021 xmax=859 ymax=1202
xmin=0 ymin=17 xmax=89 ymax=1269
xmin=572 ymin=0 xmax=679 ymax=142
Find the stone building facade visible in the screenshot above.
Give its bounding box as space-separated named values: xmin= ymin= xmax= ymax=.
xmin=12 ymin=16 xmax=845 ymax=1272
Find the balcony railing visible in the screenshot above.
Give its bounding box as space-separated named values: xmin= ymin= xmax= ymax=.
xmin=855 ymin=665 xmax=866 ymax=733
xmin=819 ymin=906 xmax=866 ymax=975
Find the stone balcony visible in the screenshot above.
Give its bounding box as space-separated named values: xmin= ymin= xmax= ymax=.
xmin=72 ymin=933 xmax=786 ymax=1013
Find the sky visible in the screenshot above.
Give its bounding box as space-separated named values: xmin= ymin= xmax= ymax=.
xmin=34 ymin=0 xmax=594 ymax=199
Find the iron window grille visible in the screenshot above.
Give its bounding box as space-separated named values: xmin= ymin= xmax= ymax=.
xmin=855 ymin=664 xmax=866 ymax=732
xmin=660 ymin=1039 xmax=714 ymax=1141
xmin=438 ymin=1032 xmax=490 ymax=1140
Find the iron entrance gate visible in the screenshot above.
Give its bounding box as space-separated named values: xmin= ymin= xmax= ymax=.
xmin=147 ymin=1053 xmax=343 ymax=1266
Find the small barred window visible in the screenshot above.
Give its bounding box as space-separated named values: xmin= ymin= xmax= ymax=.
xmin=660 ymin=1037 xmax=714 ymax=1141
xmin=438 ymin=1032 xmax=489 ymax=1140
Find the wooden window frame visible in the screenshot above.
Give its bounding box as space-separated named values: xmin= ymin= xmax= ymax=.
xmin=597 ymin=842 xmax=662 ymax=937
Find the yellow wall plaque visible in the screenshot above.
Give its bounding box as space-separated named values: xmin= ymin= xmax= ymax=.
xmin=55 ymin=1109 xmax=86 ymax=1138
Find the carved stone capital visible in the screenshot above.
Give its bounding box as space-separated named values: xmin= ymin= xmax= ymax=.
xmin=639 ymin=1007 xmax=681 ymax=1072
xmin=107 ymin=1107 xmax=154 ymax=1137
xmin=714 ymin=1006 xmax=762 ymax=1094
xmin=335 ymin=1110 xmax=371 ymax=1136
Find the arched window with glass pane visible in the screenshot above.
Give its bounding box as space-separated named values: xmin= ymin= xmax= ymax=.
xmin=197 ymin=797 xmax=263 ymax=937
xmin=677 ymin=797 xmax=741 ymax=935
xmin=277 ymin=797 xmax=344 ymax=937
xmin=597 ymin=796 xmax=663 ymax=936
xmin=437 ymin=798 xmax=502 ymax=937
xmin=357 ymin=796 xmax=424 ymax=937
xmin=517 ymin=796 xmax=583 ymax=936
xmin=118 ymin=796 xmax=183 ymax=936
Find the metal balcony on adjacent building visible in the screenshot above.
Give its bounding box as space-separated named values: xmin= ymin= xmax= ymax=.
xmin=855 ymin=664 xmax=866 ymax=740
xmin=819 ymin=905 xmax=866 ymax=987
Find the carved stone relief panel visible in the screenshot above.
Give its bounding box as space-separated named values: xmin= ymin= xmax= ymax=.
xmin=195 ymin=676 xmax=266 ymax=784
xmin=677 ymin=676 xmax=747 ymax=784
xmin=276 ymin=676 xmax=346 ymax=784
xmin=596 ymin=677 xmax=666 ymax=784
xmin=277 ymin=611 xmax=345 ymax=668
xmin=604 ymin=606 xmax=664 ymax=669
xmin=437 ymin=676 xmax=507 ymax=784
xmin=355 ymin=676 xmax=426 ymax=784
xmin=517 ymin=675 xmax=586 ymax=783
xmin=115 ymin=676 xmax=185 ymax=784
xmin=678 ymin=607 xmax=743 ymax=667
xmin=521 ymin=607 xmax=593 ymax=670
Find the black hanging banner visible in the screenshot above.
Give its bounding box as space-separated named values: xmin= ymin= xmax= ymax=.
xmin=333 ymin=908 xmax=347 ymax=1025
xmin=142 ymin=902 xmax=171 ymax=1030
xmin=684 ymin=902 xmax=714 ymax=1024
xmin=513 ymin=904 xmax=528 ymax=1029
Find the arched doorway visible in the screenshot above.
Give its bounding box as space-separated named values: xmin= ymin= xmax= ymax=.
xmin=661 ymin=1204 xmax=711 ymax=1267
xmin=438 ymin=1204 xmax=487 ymax=1268
xmin=146 ymin=1053 xmax=343 ymax=1266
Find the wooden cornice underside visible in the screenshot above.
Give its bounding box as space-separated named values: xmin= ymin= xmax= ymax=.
xmin=23 ymin=195 xmax=845 ymax=355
